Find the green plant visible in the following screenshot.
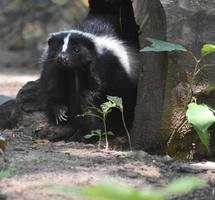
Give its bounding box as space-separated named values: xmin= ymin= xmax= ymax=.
xmin=0 ymin=136 xmax=6 ymax=152
xmin=84 ymin=129 xmax=114 ymax=150
xmin=141 ymin=38 xmax=215 ymax=151
xmin=107 ymin=96 xmax=132 ymax=150
xmin=46 ymin=176 xmax=207 ymax=200
xmin=80 ymin=95 xmax=132 ymax=150
xmin=0 ymin=169 xmax=14 ymax=180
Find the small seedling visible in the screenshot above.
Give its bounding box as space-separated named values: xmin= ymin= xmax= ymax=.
xmin=79 ymin=100 xmax=114 ymax=150
xmin=80 ymin=96 xmax=132 ymax=151
xmin=107 ymin=96 xmax=132 ymax=150
xmin=84 ymin=129 xmax=113 ymax=150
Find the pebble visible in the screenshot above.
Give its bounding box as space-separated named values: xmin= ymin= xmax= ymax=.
xmin=129 ymin=150 xmax=148 ymax=160
xmin=125 ymin=171 xmax=139 ymax=179
xmin=12 ymin=147 xmax=26 ymax=151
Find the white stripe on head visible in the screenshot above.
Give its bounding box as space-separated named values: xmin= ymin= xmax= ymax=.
xmin=51 ymin=30 xmax=131 ymax=75
xmin=62 ymin=33 xmax=71 ymax=52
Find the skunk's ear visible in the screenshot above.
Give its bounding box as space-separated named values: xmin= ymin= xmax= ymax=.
xmin=47 ymin=36 xmax=54 ymax=46
xmin=47 ymin=33 xmax=54 ymax=45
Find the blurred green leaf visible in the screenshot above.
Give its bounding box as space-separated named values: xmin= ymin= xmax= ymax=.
xmin=186 ymin=103 xmax=215 ymax=150
xmin=0 ymin=136 xmax=6 ymax=151
xmin=46 ymin=177 xmax=206 ymax=200
xmin=103 ymin=131 xmax=114 ymax=136
xmin=160 ymin=176 xmax=207 ymax=198
xmin=83 ymin=182 xmax=152 ymax=200
xmin=140 ymin=38 xmax=187 ymax=52
xmin=0 ymin=169 xmax=14 ymax=179
xmin=201 ymin=44 xmax=215 ymax=57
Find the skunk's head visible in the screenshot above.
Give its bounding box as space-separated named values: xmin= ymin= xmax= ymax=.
xmin=46 ymin=31 xmax=96 ymax=70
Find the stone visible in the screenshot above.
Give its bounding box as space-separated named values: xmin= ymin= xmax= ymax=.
xmin=0 ymin=95 xmax=12 ymax=105
xmin=0 ymin=100 xmax=16 ymax=129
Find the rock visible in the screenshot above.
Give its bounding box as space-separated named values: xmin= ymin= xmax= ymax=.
xmin=191 ymin=162 xmax=215 ymax=171
xmin=0 ymin=79 xmax=75 ymax=141
xmin=15 ymin=79 xmax=43 ymax=114
xmin=0 ymin=80 xmax=44 ymax=130
xmin=0 ymin=100 xmax=16 ymax=129
xmin=0 ymin=95 xmax=12 ymax=105
xmin=129 ymin=150 xmax=148 ymax=160
xmin=0 ymin=193 xmax=6 ymax=200
xmin=125 ymin=171 xmax=139 ymax=179
xmin=161 ymin=0 xmax=215 ymax=52
xmin=177 ymin=164 xmax=208 ymax=174
xmin=159 ymin=155 xmax=174 ymax=163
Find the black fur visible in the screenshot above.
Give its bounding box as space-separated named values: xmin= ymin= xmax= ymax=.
xmin=40 ymin=18 xmax=139 ymax=141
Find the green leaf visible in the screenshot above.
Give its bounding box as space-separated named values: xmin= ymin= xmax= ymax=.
xmin=160 ymin=176 xmax=207 ymax=198
xmin=140 ymin=38 xmax=187 ymax=52
xmin=102 ymin=131 xmax=114 ymax=136
xmin=107 ymin=96 xmax=123 ymax=107
xmin=201 ymin=44 xmax=215 ymax=57
xmin=84 ymin=129 xmax=102 ymax=139
xmin=84 ymin=134 xmax=98 ymax=139
xmin=186 ymin=103 xmax=215 ymax=150
xmin=0 ymin=136 xmax=6 ymax=151
xmin=101 ymin=102 xmax=115 ymax=113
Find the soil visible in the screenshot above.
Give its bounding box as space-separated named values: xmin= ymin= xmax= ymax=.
xmin=0 ymin=68 xmax=215 ymax=200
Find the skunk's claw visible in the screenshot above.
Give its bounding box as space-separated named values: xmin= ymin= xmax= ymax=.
xmin=58 ymin=109 xmax=68 ymax=122
xmin=56 ymin=117 xmax=59 ymax=125
xmin=54 ymin=105 xmax=68 ymax=125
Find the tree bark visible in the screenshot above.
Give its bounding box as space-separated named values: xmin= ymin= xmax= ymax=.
xmin=131 ymin=0 xmax=167 ymax=153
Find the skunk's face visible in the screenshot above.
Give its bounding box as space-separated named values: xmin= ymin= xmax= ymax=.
xmin=47 ymin=32 xmax=96 ymax=69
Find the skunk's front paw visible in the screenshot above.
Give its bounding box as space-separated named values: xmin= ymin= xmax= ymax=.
xmin=53 ymin=105 xmax=68 ymax=125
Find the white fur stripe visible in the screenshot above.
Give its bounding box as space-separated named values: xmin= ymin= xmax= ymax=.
xmin=62 ymin=33 xmax=71 ymax=52
xmin=70 ymin=30 xmax=131 ymax=75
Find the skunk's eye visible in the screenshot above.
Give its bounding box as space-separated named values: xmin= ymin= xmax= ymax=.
xmin=73 ymin=48 xmax=79 ymax=53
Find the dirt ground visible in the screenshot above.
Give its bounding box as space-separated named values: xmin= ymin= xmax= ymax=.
xmin=0 ymin=69 xmax=215 ymax=200
xmin=0 ymin=129 xmax=215 ymax=200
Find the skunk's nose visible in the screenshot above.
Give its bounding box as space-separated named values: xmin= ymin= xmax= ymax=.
xmin=57 ymin=52 xmax=69 ymax=65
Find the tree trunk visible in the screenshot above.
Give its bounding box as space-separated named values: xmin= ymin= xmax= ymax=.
xmin=131 ymin=0 xmax=167 ymax=153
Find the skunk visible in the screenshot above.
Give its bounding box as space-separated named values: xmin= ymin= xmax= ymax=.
xmin=40 ymin=18 xmax=139 ymax=140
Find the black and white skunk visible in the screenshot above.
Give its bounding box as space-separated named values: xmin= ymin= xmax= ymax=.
xmin=40 ymin=17 xmax=139 ymax=140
